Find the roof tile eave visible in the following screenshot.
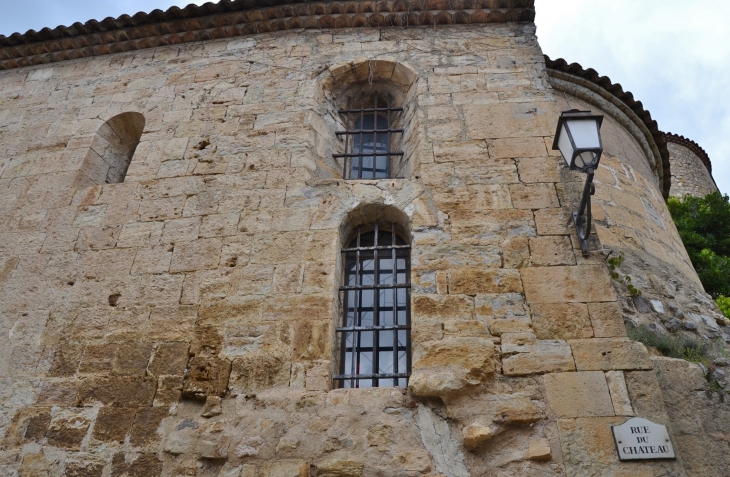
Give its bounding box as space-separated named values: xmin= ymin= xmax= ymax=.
xmin=544 ymin=54 xmax=673 ymax=200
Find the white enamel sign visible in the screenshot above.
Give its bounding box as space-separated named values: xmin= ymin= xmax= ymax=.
xmin=612 ymin=417 xmax=676 ymax=461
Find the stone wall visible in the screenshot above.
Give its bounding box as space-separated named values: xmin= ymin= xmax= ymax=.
xmin=667 ymin=139 xmax=718 ymax=198
xmin=650 ymin=357 xmax=730 ymax=475
xmin=0 ymin=17 xmax=726 ymax=477
xmin=547 ymin=81 xmax=730 ymax=352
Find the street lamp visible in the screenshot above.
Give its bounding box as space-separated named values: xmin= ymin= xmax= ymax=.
xmin=552 ymin=109 xmax=605 ymax=256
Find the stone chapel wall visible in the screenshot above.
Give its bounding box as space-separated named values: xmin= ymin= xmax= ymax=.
xmin=0 ymin=12 xmax=727 ymax=477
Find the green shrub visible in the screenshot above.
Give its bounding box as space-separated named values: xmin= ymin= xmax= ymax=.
xmin=717 ymin=295 xmax=730 ymax=319
xmin=668 ymin=192 xmax=730 ymax=298
xmin=626 ymin=325 xmax=719 ymax=366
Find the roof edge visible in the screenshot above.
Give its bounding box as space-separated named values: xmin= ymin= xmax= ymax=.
xmin=544 ymin=55 xmax=671 ymax=199
xmin=0 ymin=0 xmax=535 ymax=71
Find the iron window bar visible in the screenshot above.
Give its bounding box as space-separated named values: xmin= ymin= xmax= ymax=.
xmin=334 ymin=96 xmax=404 ymax=180
xmin=339 ymin=284 xmax=411 ymax=290
xmin=334 ymin=372 xmax=410 ymax=380
xmin=341 ymin=244 xmax=410 ymax=252
xmin=337 ymin=324 xmax=410 ymax=332
xmin=336 ymin=222 xmax=411 ymax=389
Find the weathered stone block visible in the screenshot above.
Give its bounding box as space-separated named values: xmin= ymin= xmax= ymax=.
xmin=556 ymin=417 xmax=625 ymax=476
xmin=411 ymin=321 xmax=444 ymax=343
xmin=154 ymin=375 xmax=183 ymax=407
xmin=443 ymin=320 xmax=490 ymax=337
xmin=413 ymin=294 xmax=475 ymax=320
xmin=587 ymin=302 xmax=627 ymax=338
xmin=410 ymin=337 xmax=495 ymax=397
xmin=462 ymin=423 xmax=494 ymax=449
xmin=4 ymin=407 xmax=51 ymax=445
xmin=262 ymin=293 xmax=332 ymax=321
xmin=229 ymin=353 xmax=289 ymax=395
xmin=113 ymin=342 xmax=153 ymax=376
xmin=413 ymin=337 xmax=495 ymax=378
xmin=529 ymin=236 xmax=576 ymax=266
xmin=63 ymin=460 xmax=105 ymax=477
xmin=84 ymin=248 xmax=136 ymax=278
xmin=47 ymin=344 xmax=84 ymax=376
xmin=78 ymin=344 xmax=115 ymax=374
xmin=534 ymin=208 xmax=572 ymax=235
xmin=199 ymin=296 xmax=263 ymax=326
xmin=36 ymin=380 xmax=79 ymax=406
xmin=148 ymin=342 xmax=190 ymax=376
xmin=111 ymin=453 xmax=163 ymax=477
xmin=449 ymin=269 xmax=523 ymax=295
xmin=522 ymin=266 xmax=617 ymax=303
xmin=489 ymin=137 xmax=547 ymax=159
xmin=46 ymin=409 xmax=93 ymax=449
xmin=316 ymin=458 xmax=363 ymax=477
xmin=501 ymin=236 xmax=530 ymax=269
xmin=527 ymin=438 xmax=552 ymax=460
xmin=131 ymin=246 xmax=172 ymax=274
xmin=545 ymin=371 xmax=615 ymax=418
xmin=261 ymin=460 xmax=310 ymax=477
xmin=570 ymin=339 xmax=652 ymax=371
xmin=182 ymin=356 xmax=231 ymax=399
xmin=78 ymin=376 xmax=157 ymax=407
xmin=292 ymin=320 xmax=330 ymax=361
xmin=517 ymin=157 xmax=561 ymax=184
xmin=92 ymin=407 xmax=135 ymax=444
xmin=130 ymin=407 xmax=168 ymax=447
xmin=605 ymin=370 xmax=633 ymax=416
xmin=531 ymin=303 xmax=593 ymax=340
xmin=509 ymin=183 xmax=559 ymax=209
xmin=501 ymin=332 xmax=537 ymax=354
xmin=494 ymin=398 xmax=545 ymax=424
xmin=170 ymin=238 xmax=222 ymax=272
xmin=464 ymin=103 xmax=556 ymax=139
xmin=502 ymin=340 xmax=575 ymax=375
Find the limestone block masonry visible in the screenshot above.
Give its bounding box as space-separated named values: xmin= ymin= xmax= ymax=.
xmin=0 ymin=1 xmax=727 ymax=476
xmin=665 ymin=133 xmax=718 ymax=198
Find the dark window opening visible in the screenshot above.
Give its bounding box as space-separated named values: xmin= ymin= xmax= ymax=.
xmin=335 ymin=222 xmax=411 ymax=388
xmin=334 ymin=96 xmax=403 ymax=180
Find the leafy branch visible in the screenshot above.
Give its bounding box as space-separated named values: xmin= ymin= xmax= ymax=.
xmin=607 ymin=251 xmax=642 ymax=297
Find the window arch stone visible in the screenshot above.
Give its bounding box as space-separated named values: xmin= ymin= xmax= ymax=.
xmin=316 ymin=59 xmax=420 ymax=181
xmin=73 ymin=112 xmax=145 ymax=188
xmin=335 ymin=204 xmax=412 ymax=388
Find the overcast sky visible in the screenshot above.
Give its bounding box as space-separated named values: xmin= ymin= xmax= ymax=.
xmin=0 ymin=0 xmax=727 ymax=194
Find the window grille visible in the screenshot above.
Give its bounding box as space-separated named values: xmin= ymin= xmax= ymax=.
xmin=334 ymin=96 xmax=404 ymax=180
xmin=335 ymin=222 xmax=411 ymax=388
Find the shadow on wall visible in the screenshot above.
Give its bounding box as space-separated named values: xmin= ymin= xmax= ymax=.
xmin=73 ymin=112 xmax=145 ymax=188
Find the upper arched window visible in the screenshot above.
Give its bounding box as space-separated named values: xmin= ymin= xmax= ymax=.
xmin=73 ymin=112 xmax=145 ymax=188
xmin=334 ymin=95 xmax=403 ymax=180
xmin=334 ymin=221 xmax=411 ymax=388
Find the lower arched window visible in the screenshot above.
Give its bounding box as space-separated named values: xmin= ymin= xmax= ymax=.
xmin=335 ymin=222 xmax=411 ymax=388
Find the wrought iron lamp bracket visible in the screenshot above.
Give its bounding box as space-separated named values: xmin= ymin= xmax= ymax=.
xmin=574 ymin=168 xmax=596 ymax=256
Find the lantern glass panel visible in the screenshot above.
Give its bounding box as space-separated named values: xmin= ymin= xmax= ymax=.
xmin=567 ymin=118 xmax=601 ymax=149
xmin=575 ymin=151 xmax=597 ymax=170
xmin=557 ymin=124 xmax=574 ymax=168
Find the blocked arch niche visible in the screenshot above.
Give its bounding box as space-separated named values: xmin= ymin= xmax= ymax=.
xmin=73 ymin=112 xmax=145 ymax=188
xmin=316 ymin=59 xmax=419 ymax=181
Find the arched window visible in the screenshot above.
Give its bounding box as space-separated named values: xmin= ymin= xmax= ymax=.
xmin=73 ymin=112 xmax=145 ymax=188
xmin=335 ymin=222 xmax=411 ymax=388
xmin=334 ymin=96 xmax=403 ymax=180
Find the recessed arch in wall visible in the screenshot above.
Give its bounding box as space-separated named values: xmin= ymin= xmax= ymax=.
xmin=73 ymin=112 xmax=145 ymax=188
xmin=315 ymin=59 xmax=420 ymax=181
